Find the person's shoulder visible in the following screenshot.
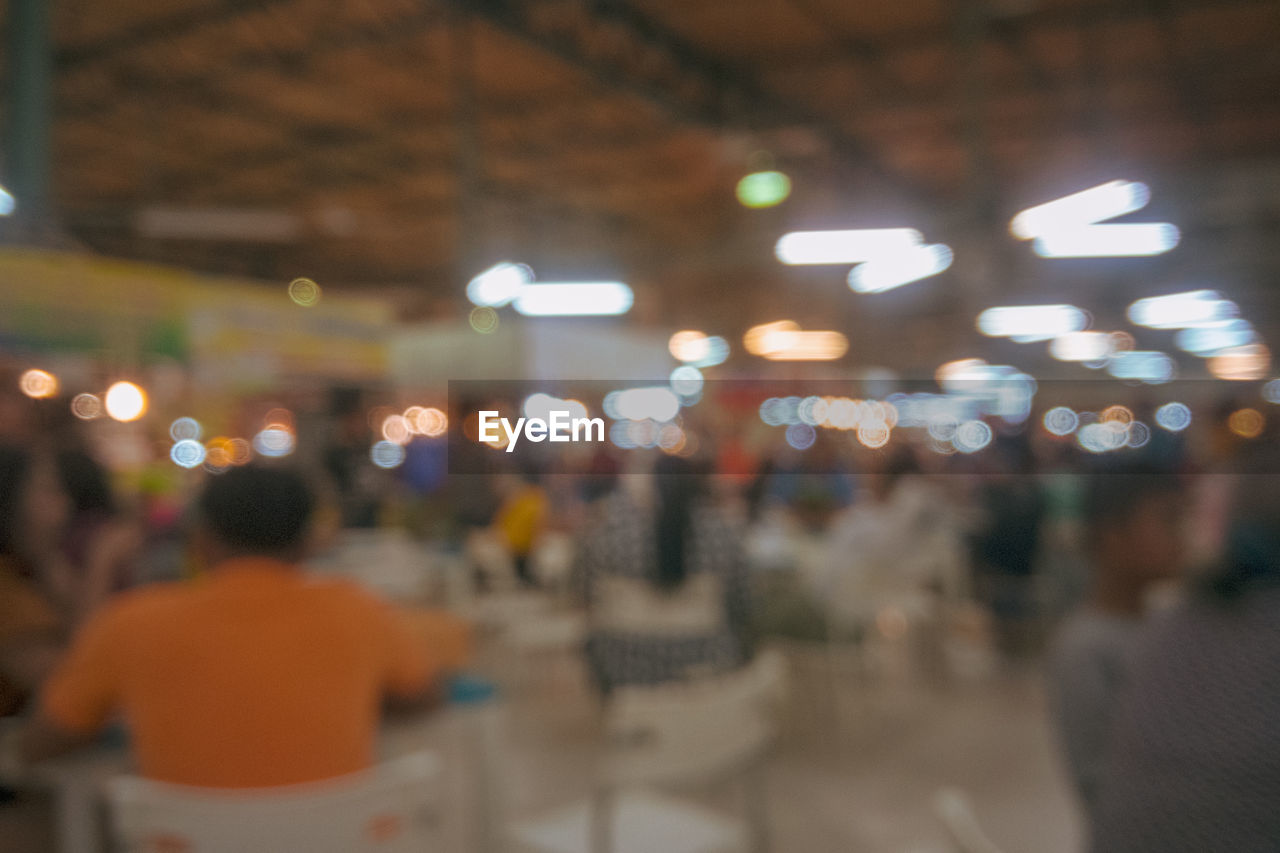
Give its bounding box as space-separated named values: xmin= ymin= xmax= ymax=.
xmin=108 ymin=581 xmax=192 ymax=611
xmin=84 ymin=581 xmax=195 ymax=635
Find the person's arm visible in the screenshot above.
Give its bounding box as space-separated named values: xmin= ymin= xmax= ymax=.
xmin=377 ymin=603 xmax=472 ymax=707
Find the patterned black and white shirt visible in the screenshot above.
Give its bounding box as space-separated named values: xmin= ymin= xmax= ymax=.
xmin=572 ymin=491 xmax=752 ymax=694
xmin=1090 ymin=585 xmax=1280 ymax=851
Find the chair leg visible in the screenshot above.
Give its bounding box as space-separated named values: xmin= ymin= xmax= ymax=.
xmin=589 ymin=787 xmax=614 ymax=853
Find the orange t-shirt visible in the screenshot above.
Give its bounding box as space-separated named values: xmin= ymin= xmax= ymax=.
xmin=40 ymin=557 xmax=470 ymax=788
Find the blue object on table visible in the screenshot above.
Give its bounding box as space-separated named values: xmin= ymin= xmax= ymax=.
xmin=446 ymin=674 xmax=498 ymax=705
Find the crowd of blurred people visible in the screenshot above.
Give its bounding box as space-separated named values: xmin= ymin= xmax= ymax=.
xmin=2 ymin=374 xmax=1280 ymax=850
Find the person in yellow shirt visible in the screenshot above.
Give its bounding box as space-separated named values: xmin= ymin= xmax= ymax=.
xmin=494 ymin=472 xmax=548 ymax=587
xmin=21 ymin=465 xmax=470 ymax=788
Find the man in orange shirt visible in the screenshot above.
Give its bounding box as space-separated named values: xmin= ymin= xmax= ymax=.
xmin=20 ymin=465 xmax=469 ymax=788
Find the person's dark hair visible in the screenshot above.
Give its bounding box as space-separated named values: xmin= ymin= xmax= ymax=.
xmin=198 ymin=465 xmax=315 ymax=557
xmin=0 ymin=445 xmax=33 ymax=558
xmin=56 ymin=448 xmax=115 ymax=516
xmin=652 ymin=454 xmax=709 ymax=590
xmin=1081 ymin=462 xmax=1180 ymax=546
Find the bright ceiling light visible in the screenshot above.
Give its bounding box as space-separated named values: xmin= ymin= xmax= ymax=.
xmin=744 ymin=321 xmax=796 ymax=356
xmin=1106 ymin=350 xmax=1175 ymax=383
xmin=977 ymin=304 xmax=1089 ymax=342
xmin=848 ymin=244 xmax=953 ymax=293
xmin=668 ymin=331 xmax=731 ymax=368
xmin=0 ymin=184 xmax=14 ymax=216
xmin=610 ymin=387 xmax=681 ymax=422
xmin=523 ymin=393 xmax=589 ymax=422
xmin=936 ymin=358 xmax=989 ymax=384
xmin=1010 ymin=180 xmax=1150 ymax=239
xmin=512 ymin=282 xmax=633 ymax=317
xmin=1175 ymin=320 xmax=1256 ymax=356
xmin=743 ymin=320 xmax=847 ymax=361
xmin=693 ymin=337 xmax=729 ymax=367
xmin=774 ymin=229 xmax=923 ymax=265
xmin=1208 ymin=344 xmax=1270 ymax=381
xmin=1127 ymin=290 xmax=1237 ymax=329
xmin=1050 ymin=331 xmax=1113 ymax=362
xmin=669 ymin=330 xmax=709 ymax=362
xmin=467 ymin=262 xmax=533 ymax=307
xmin=758 ymin=330 xmax=848 ymax=361
xmin=1032 ymin=223 xmax=1180 ymax=257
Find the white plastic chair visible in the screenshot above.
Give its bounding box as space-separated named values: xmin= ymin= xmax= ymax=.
xmin=105 ymin=751 xmax=441 ymax=853
xmin=509 ymin=650 xmax=787 ymax=853
xmin=310 ymin=529 xmax=433 ymax=603
xmin=530 ymin=531 xmax=576 ymax=594
xmin=466 ymin=529 xmax=520 ymax=593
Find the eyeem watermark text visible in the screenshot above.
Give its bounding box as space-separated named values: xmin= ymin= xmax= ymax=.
xmin=478 ymin=410 xmax=605 ymax=452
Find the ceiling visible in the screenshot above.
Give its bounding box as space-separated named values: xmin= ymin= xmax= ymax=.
xmin=4 ymin=0 xmax=1280 ymax=369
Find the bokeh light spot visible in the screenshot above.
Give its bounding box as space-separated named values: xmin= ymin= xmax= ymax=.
xmin=253 ymin=428 xmax=295 ymax=457
xmin=1155 ymin=402 xmax=1192 ymax=432
xmin=1229 ymin=408 xmax=1264 ymax=438
xmin=288 ymin=277 xmax=321 ymax=306
xmin=170 ymin=440 xmax=206 ymax=469
xmin=19 ymin=369 xmax=58 ymax=399
xmin=71 ymin=394 xmax=102 ymax=420
xmin=785 ymin=423 xmax=816 ymax=450
xmin=469 ymin=306 xmax=499 ymax=334
xmin=169 ymin=417 xmax=202 ymax=441
xmin=105 ymin=381 xmax=148 ymax=422
xmin=371 ymin=440 xmax=406 ymax=469
xmin=414 ymin=407 xmax=448 ymax=438
xmin=1043 ymin=406 xmax=1079 ymax=436
xmin=954 ymin=420 xmax=993 ymax=453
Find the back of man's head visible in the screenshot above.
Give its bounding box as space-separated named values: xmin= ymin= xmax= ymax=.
xmin=197 ymin=465 xmax=315 ymax=560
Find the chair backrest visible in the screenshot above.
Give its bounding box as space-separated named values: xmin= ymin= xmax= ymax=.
xmin=465 ymin=529 xmax=519 ymax=591
xmin=530 ymin=531 xmax=576 ymax=590
xmin=105 ymin=751 xmax=440 ymax=853
xmin=602 ymin=649 xmax=787 ymax=788
xmin=310 ymin=529 xmax=431 ymax=602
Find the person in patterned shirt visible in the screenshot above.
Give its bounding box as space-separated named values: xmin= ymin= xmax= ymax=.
xmin=573 ymin=454 xmax=752 ymax=695
xmin=1090 ymin=452 xmax=1280 ymax=852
